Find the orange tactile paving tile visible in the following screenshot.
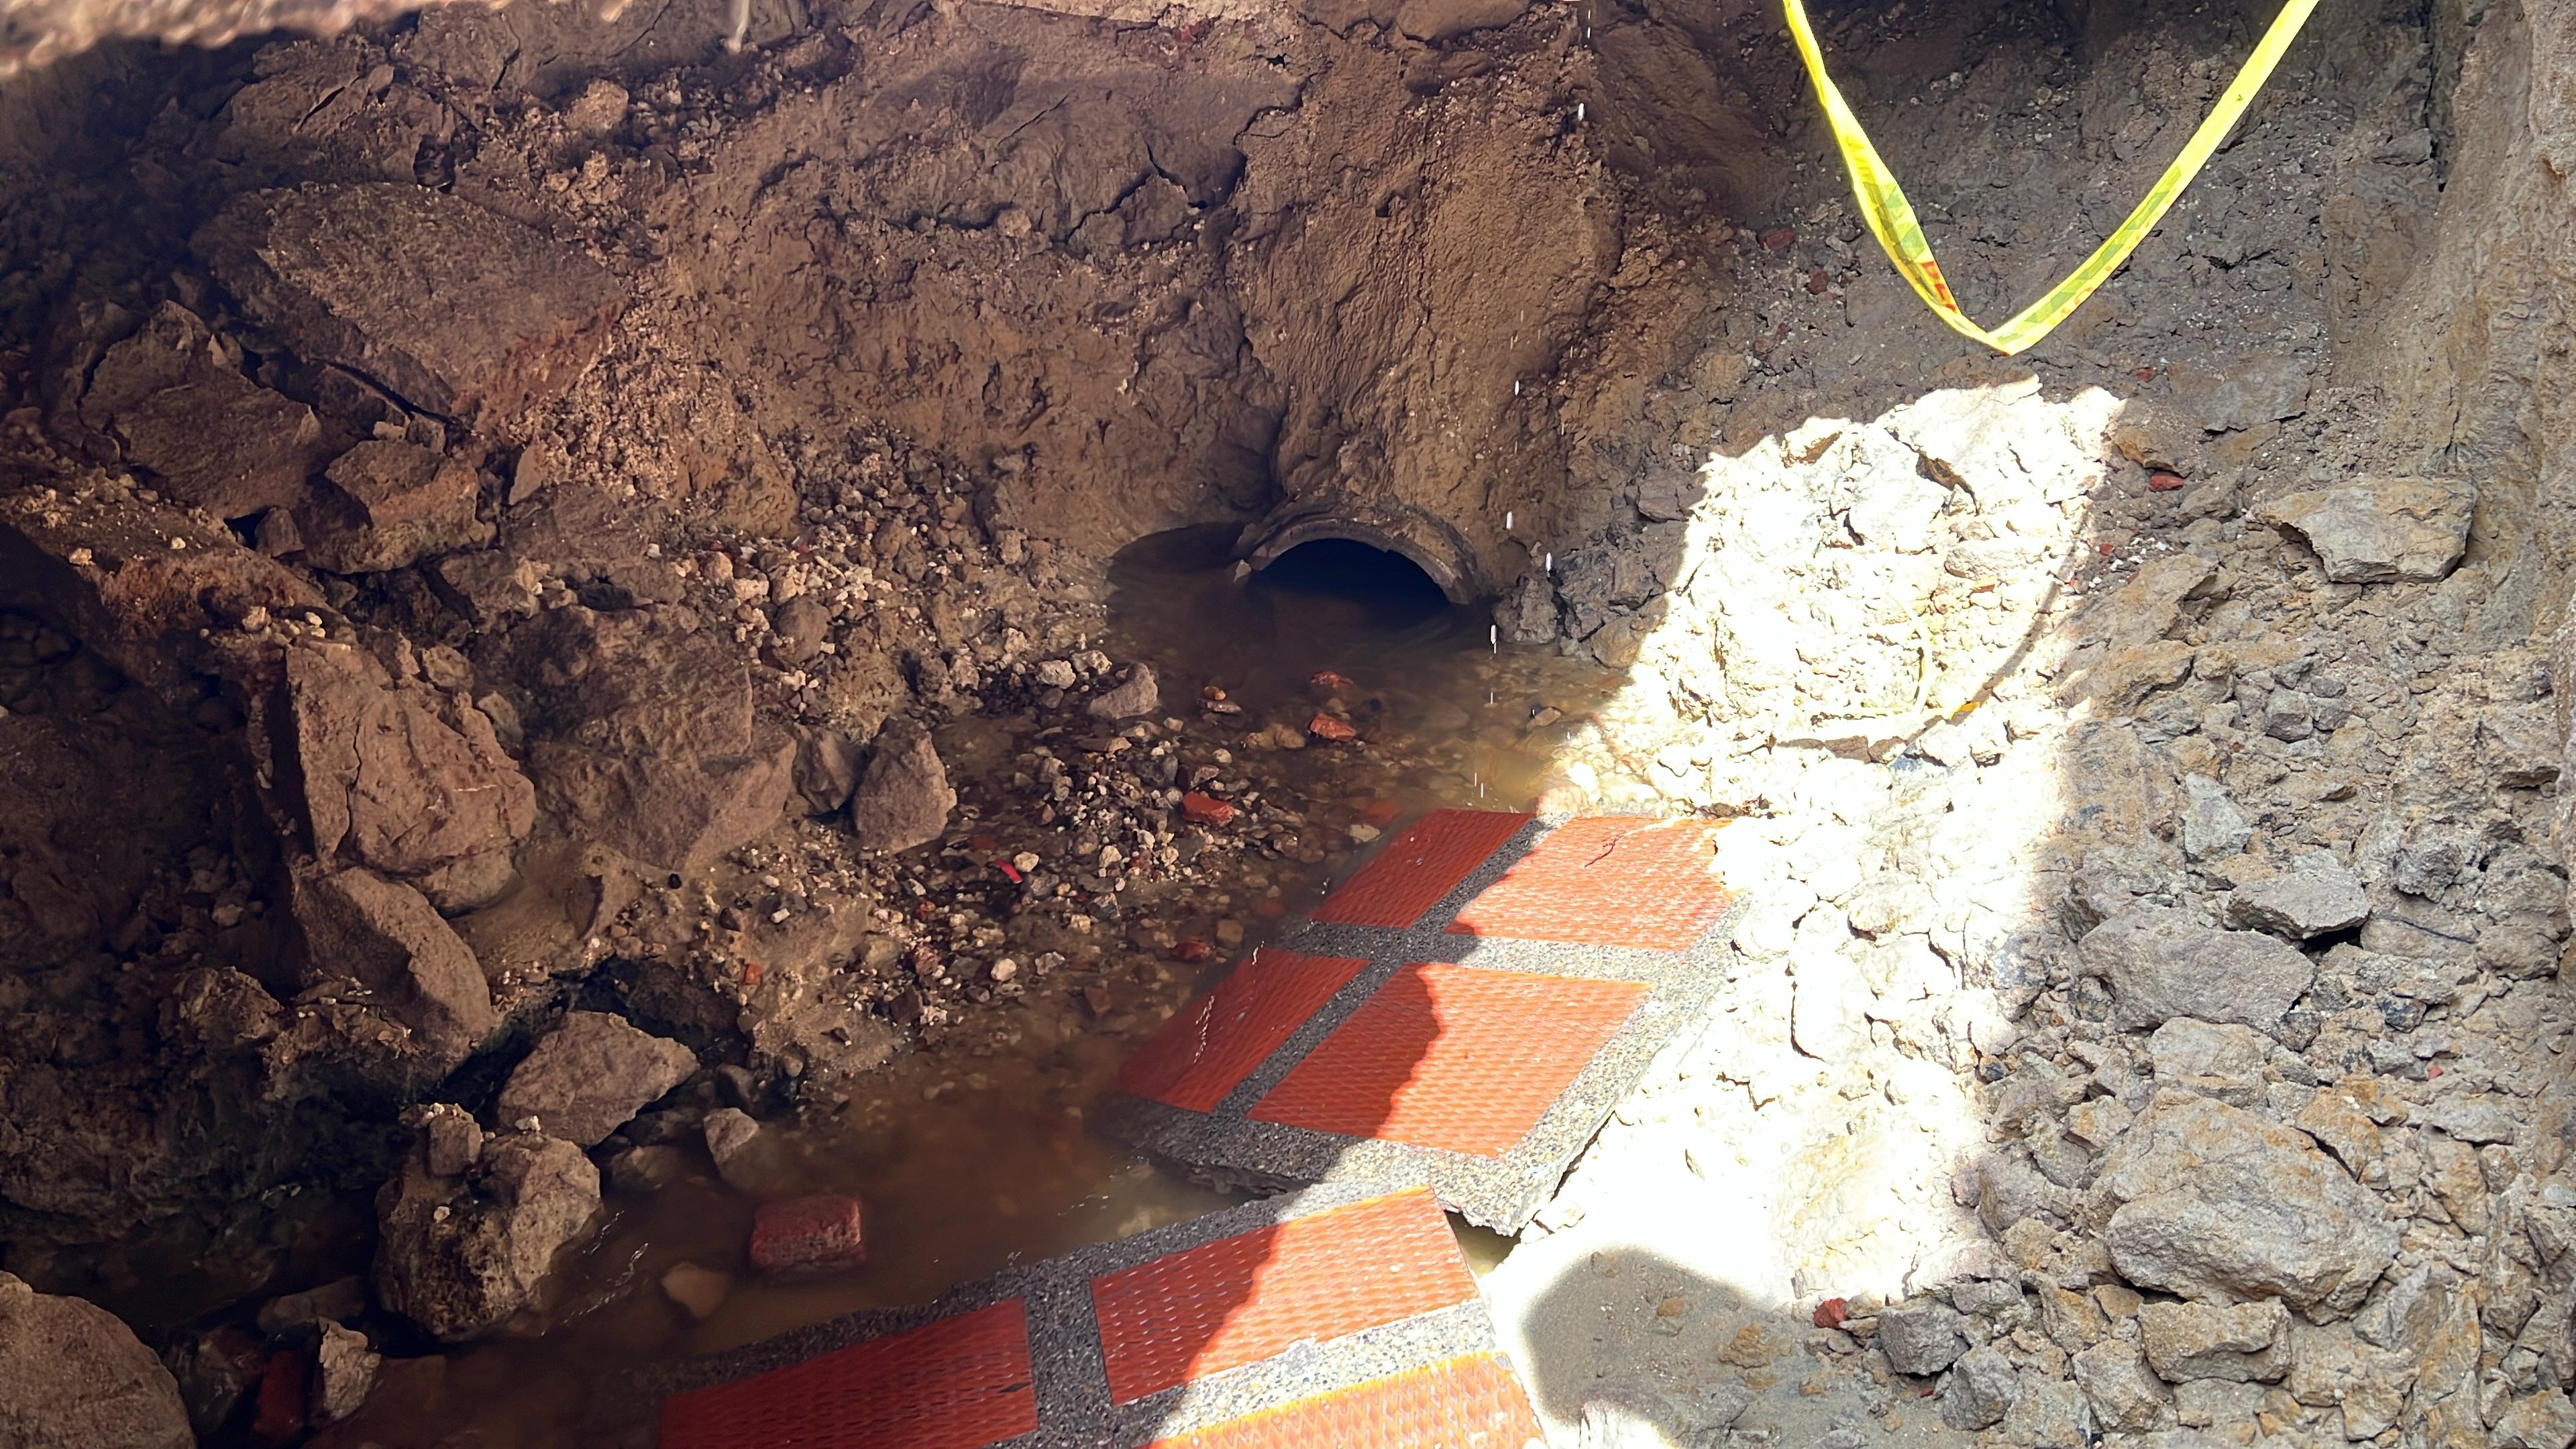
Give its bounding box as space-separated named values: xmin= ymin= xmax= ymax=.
xmin=1140 ymin=1354 xmax=1546 ymax=1449
xmin=1445 ymin=815 xmax=1732 ymax=951
xmin=1246 ymin=963 xmax=1648 ymax=1156
xmin=1090 ymin=1187 xmax=1478 ymax=1405
xmin=658 ymin=1299 xmax=1036 ymax=1449
xmin=1310 ymin=810 xmax=1532 ymax=928
xmin=1115 ymin=949 xmax=1372 ymax=1112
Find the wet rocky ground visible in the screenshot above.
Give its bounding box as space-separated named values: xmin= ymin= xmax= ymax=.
xmin=4 ymin=0 xmax=2574 ymax=1440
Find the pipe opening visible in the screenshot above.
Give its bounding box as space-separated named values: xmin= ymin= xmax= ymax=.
xmin=1252 ymin=538 xmax=1452 ymax=633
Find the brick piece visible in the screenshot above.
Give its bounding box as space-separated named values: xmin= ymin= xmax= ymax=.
xmin=749 ymin=1193 xmax=866 ymax=1275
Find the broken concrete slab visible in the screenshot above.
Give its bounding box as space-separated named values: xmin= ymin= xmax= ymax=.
xmin=2254 ymin=478 xmax=2475 ymax=584
xmin=195 ymin=182 xmax=627 ymax=427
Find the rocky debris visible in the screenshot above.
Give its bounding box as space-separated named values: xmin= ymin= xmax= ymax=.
xmin=290 ymin=865 xmax=496 ymax=1072
xmin=73 ymin=301 xmax=323 ymax=519
xmin=748 ymin=1193 xmax=867 ymax=1275
xmin=848 ymin=720 xmax=955 ymax=853
xmin=507 ymin=605 xmax=794 ymax=873
xmin=286 ymin=635 xmax=534 ymax=910
xmin=2138 ymin=1297 xmax=2289 ymax=1381
xmin=297 ymin=440 xmax=493 ymax=574
xmin=2253 ymin=478 xmax=2475 ymax=583
xmin=1875 ymin=1299 xmax=1967 ymax=1376
xmin=606 ymin=1144 xmax=690 ymax=1193
xmin=1086 ymin=662 xmax=1159 ymax=720
xmin=374 ymin=1128 xmax=600 ymax=1342
xmin=2086 ymin=1092 xmax=2398 ymax=1315
xmin=194 ymin=183 xmax=627 ymax=427
xmin=2223 ymin=859 xmax=2371 ymax=938
xmin=2078 ymin=906 xmax=2314 ymax=1037
xmin=309 ymin=1321 xmax=379 ymax=1426
xmin=494 ymin=1012 xmax=697 ymax=1148
xmin=0 ymin=1273 xmax=193 ymax=1449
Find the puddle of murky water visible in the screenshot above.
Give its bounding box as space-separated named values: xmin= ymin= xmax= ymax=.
xmin=332 ymin=527 xmax=1623 ymax=1446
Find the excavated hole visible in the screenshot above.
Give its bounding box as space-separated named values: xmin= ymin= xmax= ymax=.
xmin=0 ymin=0 xmax=2551 ymax=1438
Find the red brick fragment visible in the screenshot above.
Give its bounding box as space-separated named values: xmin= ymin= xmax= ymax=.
xmin=250 ymin=1348 xmax=308 ymax=1446
xmin=1181 ymin=792 xmax=1238 ymax=826
xmin=751 ymin=1193 xmax=867 ymax=1275
xmin=1758 ymin=226 xmax=1796 ymax=252
xmin=1172 ymin=939 xmax=1212 ymax=964
xmin=1308 ymin=714 xmax=1358 ymax=743
xmin=1812 ymin=1297 xmax=1849 ymax=1329
xmin=2147 ymin=472 xmax=2186 ymax=492
xmin=1309 ymin=669 xmax=1354 ymax=692
xmin=1807 ymin=266 xmax=1831 ymax=295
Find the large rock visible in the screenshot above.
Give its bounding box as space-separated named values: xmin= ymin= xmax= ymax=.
xmin=2086 ymin=1091 xmax=2398 ymax=1316
xmin=2224 ymin=862 xmax=2369 ymax=939
xmin=2078 ymin=905 xmax=2314 ymax=1038
xmin=298 ymin=440 xmax=493 ymax=574
xmin=75 ymin=301 xmax=323 ymax=519
xmin=287 ymin=636 xmax=533 ymax=910
xmin=849 ymin=720 xmax=955 ymax=853
xmin=2253 ymin=478 xmax=2475 ymax=584
xmin=2168 ymin=352 xmax=2312 ymax=432
xmin=1877 ymin=1301 xmax=1968 ymax=1376
xmin=195 ymin=182 xmax=627 ymax=427
xmin=290 ymin=864 xmax=496 ymax=1071
xmin=495 ymin=1012 xmax=696 ymax=1148
xmin=1085 ymin=662 xmax=1161 ymax=720
xmin=2069 ymin=1339 xmax=2169 ymax=1431
xmin=375 ymin=1130 xmax=600 ymax=1342
xmin=0 ymin=1274 xmax=193 ymax=1449
xmin=506 ymin=606 xmax=795 ymax=875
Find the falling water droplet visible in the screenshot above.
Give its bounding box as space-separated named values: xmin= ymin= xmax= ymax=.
xmin=1489 ymin=625 xmax=1499 ymax=654
xmin=1505 ymin=511 xmax=1514 ymax=531
xmin=1545 ymin=553 xmax=1554 ymax=572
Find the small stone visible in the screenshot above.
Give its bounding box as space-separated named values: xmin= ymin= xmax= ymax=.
xmin=1034 ymin=659 xmax=1077 ymax=689
xmin=2223 ymin=863 xmax=2369 ymax=939
xmin=2178 ymin=774 xmax=2253 ymax=861
xmin=1181 ymin=792 xmax=1238 ymax=826
xmin=2071 ymin=1338 xmax=2171 ymax=1430
xmin=749 ymin=1193 xmax=867 ymax=1275
xmin=1307 ymin=713 xmax=1358 ymax=743
xmin=660 ymin=1264 xmax=731 ymax=1320
xmin=417 ymin=1104 xmax=482 ymax=1178
xmin=1087 ymin=664 xmax=1160 ymax=720
xmin=309 ymin=1322 xmax=379 ymax=1427
xmin=849 ymin=721 xmax=956 ymax=853
xmin=989 ymin=958 xmax=1018 ymax=983
xmin=702 ymin=1108 xmax=763 ymax=1189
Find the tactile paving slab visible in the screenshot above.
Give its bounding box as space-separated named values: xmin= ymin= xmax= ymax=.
xmin=638 ymin=1180 xmax=1540 ymax=1449
xmin=1099 ymin=811 xmax=1743 ymax=1232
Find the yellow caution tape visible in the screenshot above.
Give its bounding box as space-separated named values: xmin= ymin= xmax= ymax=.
xmin=1782 ymin=0 xmax=2320 ymax=355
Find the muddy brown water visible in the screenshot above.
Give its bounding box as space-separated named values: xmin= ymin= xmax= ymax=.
xmin=321 ymin=528 xmax=1619 ymax=1447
